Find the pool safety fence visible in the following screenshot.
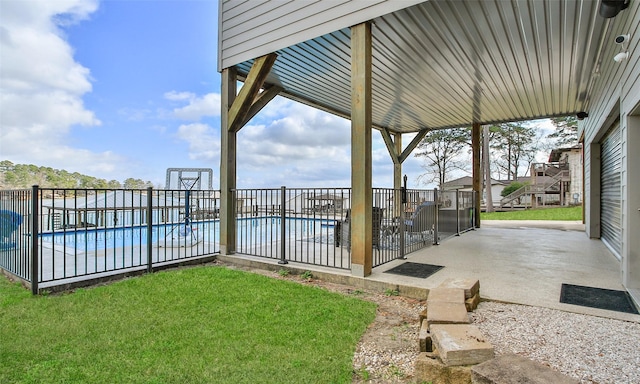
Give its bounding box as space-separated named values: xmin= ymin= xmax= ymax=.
xmin=231 ymin=187 xmax=477 ymax=269
xmin=1 ymin=186 xmax=476 ymax=293
xmin=1 ymin=187 xmax=220 ymax=293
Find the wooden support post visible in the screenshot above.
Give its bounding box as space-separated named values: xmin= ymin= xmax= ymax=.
xmin=472 ymin=123 xmax=481 ymax=228
xmin=220 ymin=54 xmax=279 ymax=256
xmin=393 ymin=133 xmax=402 ymax=219
xmin=350 ymin=22 xmax=373 ymax=277
xmin=220 ymin=67 xmax=237 ymax=255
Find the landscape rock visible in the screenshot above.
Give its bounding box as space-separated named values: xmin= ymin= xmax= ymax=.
xmin=430 ymin=324 xmax=494 ymax=366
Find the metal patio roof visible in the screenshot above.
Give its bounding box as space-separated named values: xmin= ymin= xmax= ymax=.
xmin=233 ymin=0 xmax=612 ymax=134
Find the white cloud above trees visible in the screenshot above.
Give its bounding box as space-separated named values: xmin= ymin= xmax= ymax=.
xmin=0 ymin=0 xmax=128 ymax=176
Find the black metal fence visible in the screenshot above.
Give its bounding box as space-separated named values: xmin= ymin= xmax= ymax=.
xmin=0 ymin=189 xmax=32 ymax=284
xmin=0 ymin=187 xmax=220 ymax=293
xmin=0 ymin=185 xmax=476 ymax=293
xmin=232 ymin=187 xmax=477 ymax=269
xmin=233 ymin=187 xmax=352 ymax=269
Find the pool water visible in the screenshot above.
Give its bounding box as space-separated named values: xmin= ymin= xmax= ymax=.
xmin=39 ymin=217 xmax=336 ymax=250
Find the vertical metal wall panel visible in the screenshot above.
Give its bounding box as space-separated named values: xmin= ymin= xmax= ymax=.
xmin=600 ymin=123 xmax=622 ymax=258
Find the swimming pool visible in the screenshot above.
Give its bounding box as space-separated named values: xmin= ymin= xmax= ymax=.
xmin=39 ymin=217 xmax=336 ymax=250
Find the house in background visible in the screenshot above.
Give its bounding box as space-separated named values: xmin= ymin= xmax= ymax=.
xmin=548 ymin=146 xmax=584 ymax=205
xmin=441 ymin=176 xmax=506 ymax=207
xmin=499 ymin=145 xmax=583 ymax=209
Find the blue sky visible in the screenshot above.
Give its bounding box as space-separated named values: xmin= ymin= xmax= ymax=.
xmin=0 ymin=0 xmax=432 ymax=189
xmin=0 ymin=1 xmax=550 ymax=189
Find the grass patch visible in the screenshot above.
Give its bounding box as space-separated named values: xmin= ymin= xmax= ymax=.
xmin=0 ymin=267 xmax=376 ymax=384
xmin=481 ymin=206 xmax=582 ymax=221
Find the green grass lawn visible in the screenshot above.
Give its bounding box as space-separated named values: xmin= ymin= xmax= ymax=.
xmin=481 ymin=205 xmax=582 ymax=221
xmin=0 ymin=267 xmax=376 ymax=384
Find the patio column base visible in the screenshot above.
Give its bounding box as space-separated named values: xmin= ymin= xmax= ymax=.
xmin=351 ymin=263 xmax=368 ymax=277
xmin=219 ymin=245 xmax=235 ymax=256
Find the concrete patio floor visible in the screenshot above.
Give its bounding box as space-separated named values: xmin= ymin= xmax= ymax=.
xmin=223 ymin=220 xmax=639 ymax=323
xmin=369 ymin=220 xmax=640 ymax=323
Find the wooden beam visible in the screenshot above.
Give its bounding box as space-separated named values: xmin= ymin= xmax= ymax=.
xmin=399 ymin=128 xmax=430 ymax=163
xmin=350 ymin=21 xmax=373 ymax=277
xmin=382 ymin=127 xmax=430 ymax=165
xmin=380 ymin=128 xmax=400 ymax=165
xmin=228 ymin=53 xmax=278 ymax=132
xmin=239 ymin=84 xmax=283 ymax=128
xmin=472 ymin=122 xmax=481 ymax=228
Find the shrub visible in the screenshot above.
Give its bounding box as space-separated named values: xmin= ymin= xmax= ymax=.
xmin=501 ymin=181 xmax=526 ymax=197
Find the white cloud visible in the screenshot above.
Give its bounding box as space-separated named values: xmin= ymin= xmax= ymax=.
xmin=164 ymin=91 xmax=193 ymax=101
xmin=0 ymin=0 xmax=127 ymax=177
xmin=175 ymin=123 xmax=220 ymax=162
xmin=204 ymin=96 xmax=426 ymax=188
xmin=169 ymin=93 xmax=429 ymax=188
xmin=167 ymin=92 xmax=221 ymax=120
xmin=233 ymin=99 xmax=353 ymax=187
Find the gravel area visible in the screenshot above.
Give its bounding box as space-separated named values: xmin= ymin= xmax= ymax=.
xmin=352 ymin=294 xmax=425 ymax=383
xmin=352 ymin=298 xmax=640 ymax=383
xmin=471 ymin=301 xmax=640 ymax=384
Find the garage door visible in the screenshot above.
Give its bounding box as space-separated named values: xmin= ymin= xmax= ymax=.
xmin=600 ymin=122 xmax=622 ymax=258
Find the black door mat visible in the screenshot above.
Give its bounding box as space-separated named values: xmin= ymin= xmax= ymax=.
xmin=560 ymin=283 xmax=639 ymax=314
xmin=384 ymin=262 xmax=444 ymax=279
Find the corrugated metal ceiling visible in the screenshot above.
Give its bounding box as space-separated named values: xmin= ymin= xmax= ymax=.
xmin=235 ymin=0 xmax=610 ymax=133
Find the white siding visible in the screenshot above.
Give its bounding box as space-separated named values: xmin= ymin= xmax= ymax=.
xmin=563 ymin=150 xmax=583 ymax=203
xmin=218 ymin=0 xmax=424 ymax=71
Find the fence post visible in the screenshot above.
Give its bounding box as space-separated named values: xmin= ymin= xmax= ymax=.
xmin=471 ymin=191 xmax=477 ymax=231
xmin=399 ymin=180 xmax=407 ymax=259
xmin=146 ymin=187 xmax=153 ymax=273
xmin=433 ymin=188 xmax=439 ymax=245
xmin=30 ymin=185 xmax=39 ymax=295
xmin=278 ymin=186 xmax=288 ymax=264
xmin=455 ymin=189 xmax=460 ymax=236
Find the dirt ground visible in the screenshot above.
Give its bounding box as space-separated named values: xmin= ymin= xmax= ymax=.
xmin=222 ymin=262 xmax=426 ymax=383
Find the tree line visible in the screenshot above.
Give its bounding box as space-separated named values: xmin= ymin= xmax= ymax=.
xmin=0 ymin=161 xmax=154 ymax=190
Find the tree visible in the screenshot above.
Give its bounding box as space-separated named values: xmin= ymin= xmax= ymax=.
xmin=415 ymin=128 xmax=471 ymax=188
xmin=490 ymin=123 xmax=538 ymax=181
xmin=0 ymin=161 xmax=135 ymax=189
xmin=0 ymin=160 xmax=14 ymax=171
xmin=547 ymin=116 xmax=578 ymax=147
xmin=123 ymin=178 xmax=153 ymax=189
xmin=107 ymin=180 xmax=123 ymax=188
xmin=483 ymin=125 xmax=494 ymax=212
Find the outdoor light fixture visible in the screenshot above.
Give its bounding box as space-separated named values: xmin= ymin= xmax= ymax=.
xmin=599 ymin=0 xmax=630 ymax=18
xmin=576 ymin=112 xmax=589 ymax=120
xmin=613 ymin=34 xmax=631 ymax=63
xmin=614 ymin=51 xmax=630 ymax=62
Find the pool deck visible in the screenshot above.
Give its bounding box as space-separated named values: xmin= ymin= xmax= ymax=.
xmin=222 ymin=220 xmax=640 ymax=323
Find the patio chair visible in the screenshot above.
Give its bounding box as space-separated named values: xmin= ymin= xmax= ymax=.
xmin=404 ymin=202 xmax=435 ymax=243
xmin=0 ymin=210 xmax=22 ymax=250
xmin=335 ymin=207 xmax=384 ymax=249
